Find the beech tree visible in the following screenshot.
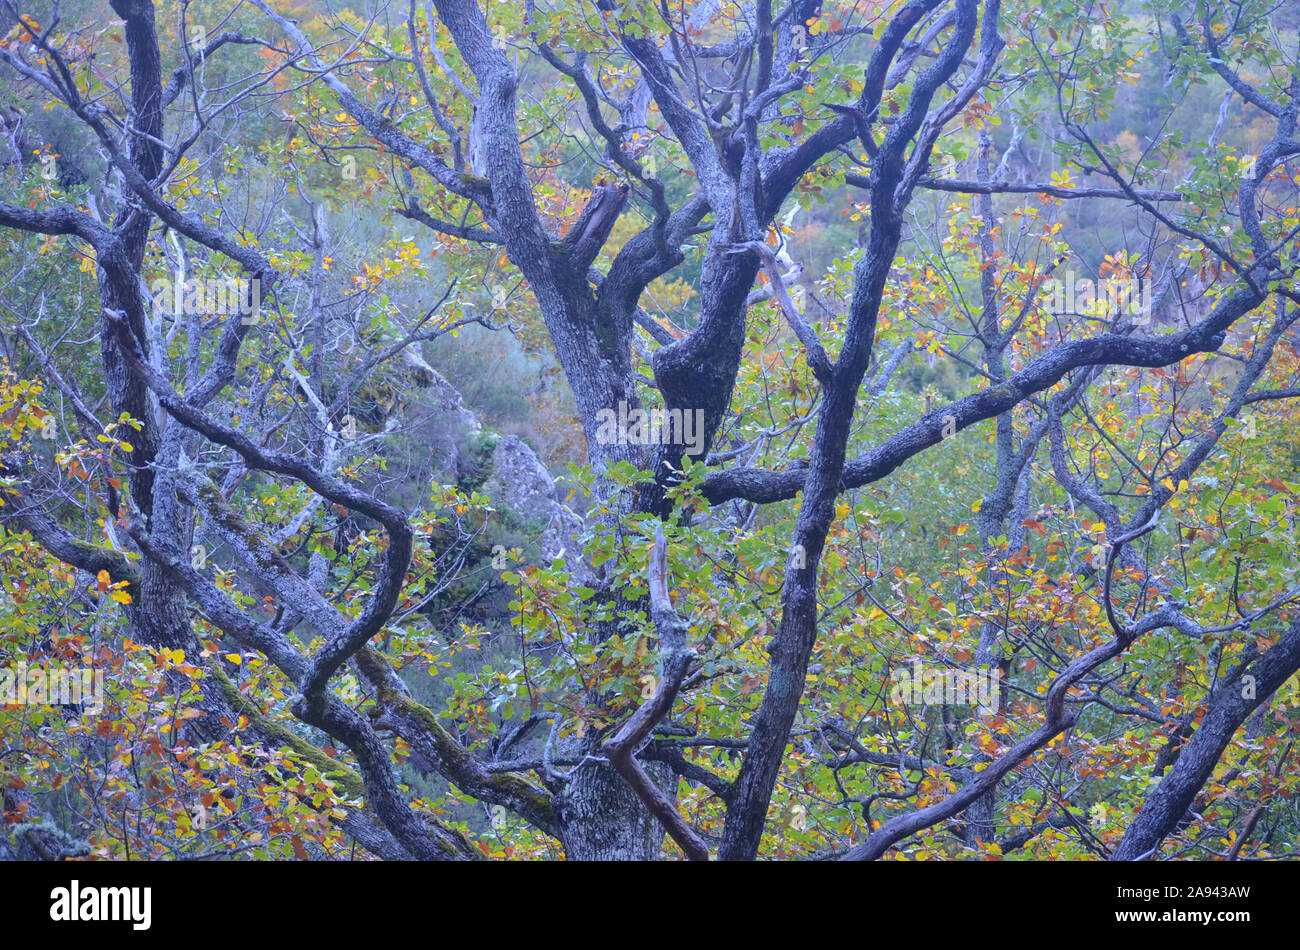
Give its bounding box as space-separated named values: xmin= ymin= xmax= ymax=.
xmin=1 ymin=0 xmax=1299 ymax=861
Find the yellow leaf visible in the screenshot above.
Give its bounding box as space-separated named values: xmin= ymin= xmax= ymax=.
xmin=110 ymin=589 xmax=132 ymax=604
xmin=96 ymin=569 xmax=110 ymax=591
xmin=225 ymin=653 xmax=242 ymax=665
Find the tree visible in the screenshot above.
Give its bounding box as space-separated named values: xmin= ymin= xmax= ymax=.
xmin=1 ymin=0 xmax=1298 ymax=861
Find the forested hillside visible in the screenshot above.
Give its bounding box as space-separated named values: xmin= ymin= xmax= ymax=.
xmin=0 ymin=0 xmax=1298 ymax=864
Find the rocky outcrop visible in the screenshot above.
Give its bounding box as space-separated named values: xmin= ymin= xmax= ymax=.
xmin=373 ymin=357 xmax=590 ymax=581
xmin=418 ymin=367 xmax=483 ymax=483
xmin=375 ymin=365 xmax=484 ymax=512
xmin=481 ymin=435 xmax=593 ymax=584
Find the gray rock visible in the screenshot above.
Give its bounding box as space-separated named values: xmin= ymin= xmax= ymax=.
xmin=386 ymin=366 xmax=482 ymax=488
xmin=482 ymin=435 xmax=594 ymax=585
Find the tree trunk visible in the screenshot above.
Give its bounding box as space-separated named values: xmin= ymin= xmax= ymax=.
xmin=558 ymin=760 xmax=676 ymax=860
